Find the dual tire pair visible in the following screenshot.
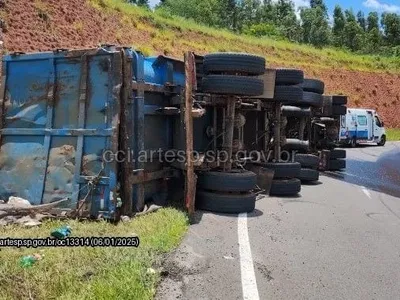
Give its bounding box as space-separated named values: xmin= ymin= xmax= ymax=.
xmin=196 ymin=170 xmax=257 ymax=214
xmin=328 ymin=149 xmax=347 ymax=171
xmin=201 ymin=53 xmax=265 ymax=96
xmin=294 ymin=154 xmax=320 ymax=182
xmin=256 ymin=162 xmax=302 ymax=196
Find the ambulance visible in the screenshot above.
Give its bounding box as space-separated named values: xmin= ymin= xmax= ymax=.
xmin=339 ymin=108 xmax=386 ymax=147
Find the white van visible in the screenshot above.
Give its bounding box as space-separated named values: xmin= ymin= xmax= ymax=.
xmin=339 ymin=108 xmax=386 ymax=147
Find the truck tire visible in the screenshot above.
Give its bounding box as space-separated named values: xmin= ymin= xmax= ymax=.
xmin=261 ymin=162 xmax=301 ymax=179
xmin=332 ymin=95 xmax=348 ymax=105
xmin=203 ymin=53 xmax=266 ymax=75
xmin=275 ymin=69 xmax=304 ymax=85
xmin=378 ymin=135 xmax=386 ymax=146
xmin=274 ymin=86 xmax=303 ymax=103
xmin=270 ymin=178 xmax=301 ymax=196
xmin=196 ymin=190 xmax=256 ymax=214
xmin=330 ymin=149 xmax=346 ymax=159
xmin=298 ymin=168 xmax=319 ymax=182
xmin=332 ymin=105 xmax=347 ymax=116
xmin=282 ymin=139 xmax=310 ymax=152
xmin=301 ymin=79 xmax=325 ymax=94
xmin=299 ymin=91 xmax=323 ymax=108
xmin=202 ymin=75 xmax=264 ymax=96
xmin=282 ymin=106 xmax=311 ymax=117
xmin=350 ymin=137 xmax=357 ymax=148
xmin=294 ymin=154 xmax=319 ymax=169
xmin=197 ymin=170 xmax=257 ymax=193
xmin=329 ymin=159 xmax=346 ymax=171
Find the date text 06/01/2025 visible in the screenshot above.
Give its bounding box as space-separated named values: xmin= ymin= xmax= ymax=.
xmin=0 ymin=237 xmax=140 ymax=248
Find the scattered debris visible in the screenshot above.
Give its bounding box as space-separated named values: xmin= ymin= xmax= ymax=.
xmin=136 ymin=203 xmax=163 ymax=217
xmin=51 ymin=225 xmax=72 ymax=239
xmin=0 ymin=197 xmax=70 ymax=226
xmin=223 ymin=255 xmax=235 ymax=260
xmin=0 ymin=197 xmax=69 ymax=216
xmin=0 ymin=216 xmax=17 ymax=226
xmin=8 ymin=196 xmax=32 ymax=208
xmin=147 ymin=268 xmax=156 ymax=274
xmin=120 ymin=215 xmax=130 ymax=222
xmin=15 ymin=216 xmax=42 ymax=227
xmin=20 ymin=253 xmax=43 ymax=268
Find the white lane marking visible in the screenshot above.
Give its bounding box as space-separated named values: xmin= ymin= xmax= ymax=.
xmin=238 ymin=213 xmax=260 ymax=300
xmin=361 ymin=186 xmax=372 ymax=199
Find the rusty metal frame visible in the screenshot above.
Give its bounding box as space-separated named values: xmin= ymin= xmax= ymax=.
xmin=184 ymin=52 xmax=197 ymax=216
xmin=38 ymin=58 xmax=56 ymax=203
xmin=120 ymin=49 xmax=134 ymax=215
xmin=223 ymin=96 xmax=236 ymax=171
xmin=72 ymin=55 xmax=89 ymax=205
xmin=0 ymin=46 xmax=6 ymax=146
xmin=131 ymin=168 xmax=178 ymax=184
xmin=132 ymin=81 xmax=178 ymax=94
xmin=274 ymin=102 xmax=281 ymax=162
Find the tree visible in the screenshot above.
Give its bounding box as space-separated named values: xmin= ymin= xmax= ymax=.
xmin=260 ymin=0 xmax=277 ymax=23
xmin=381 ymin=12 xmax=400 ymax=46
xmin=237 ymin=0 xmax=263 ymax=30
xmin=300 ymin=5 xmax=330 ymax=47
xmin=367 ymin=12 xmax=379 ymax=32
xmin=127 ymin=0 xmax=149 ymax=7
xmin=345 ymin=9 xmax=357 ymax=23
xmin=366 ymin=27 xmax=382 ymax=53
xmin=343 ymin=11 xmax=364 ymax=51
xmin=219 ymin=0 xmax=239 ymax=30
xmin=357 ymin=11 xmax=366 ymax=31
xmin=332 ymin=5 xmax=345 ymax=46
xmin=310 ymin=0 xmax=327 ymax=16
xmin=160 ymin=0 xmax=222 ymax=27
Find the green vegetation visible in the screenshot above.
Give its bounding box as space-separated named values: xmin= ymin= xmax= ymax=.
xmin=159 ymin=0 xmax=400 ymax=57
xmin=0 ymin=208 xmax=188 ymax=300
xmin=89 ymin=0 xmax=400 ymax=72
xmin=387 ymin=129 xmax=400 ymax=141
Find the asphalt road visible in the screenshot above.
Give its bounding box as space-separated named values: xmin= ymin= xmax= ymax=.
xmin=157 ymin=142 xmax=400 ymax=300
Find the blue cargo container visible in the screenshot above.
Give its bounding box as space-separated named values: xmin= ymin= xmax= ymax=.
xmin=120 ymin=49 xmax=185 ymax=213
xmin=0 ymin=47 xmax=187 ymax=217
xmin=0 ymin=48 xmax=122 ymax=217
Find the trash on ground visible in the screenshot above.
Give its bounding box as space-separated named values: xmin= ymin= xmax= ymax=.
xmin=120 ymin=215 xmax=130 ymax=222
xmin=20 ymin=254 xmax=42 ymax=268
xmin=51 ymin=225 xmax=72 ymax=239
xmin=8 ymin=196 xmax=32 ymax=208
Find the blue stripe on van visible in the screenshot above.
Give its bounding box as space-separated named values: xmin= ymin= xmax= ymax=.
xmin=348 ymin=130 xmax=369 ymax=139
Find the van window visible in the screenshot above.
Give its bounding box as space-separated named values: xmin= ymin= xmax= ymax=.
xmin=375 ymin=116 xmax=382 ymax=127
xmin=341 ymin=115 xmax=346 ymax=127
xmin=357 ymin=115 xmax=367 ymax=126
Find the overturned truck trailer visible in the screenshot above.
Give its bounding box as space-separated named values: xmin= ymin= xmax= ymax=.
xmin=0 ymin=47 xmax=186 ymax=218
xmin=0 ymin=47 xmax=347 ymax=218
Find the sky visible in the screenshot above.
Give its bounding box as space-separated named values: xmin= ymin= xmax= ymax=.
xmin=148 ymin=0 xmax=400 ymax=15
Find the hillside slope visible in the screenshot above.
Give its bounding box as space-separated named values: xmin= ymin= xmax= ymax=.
xmin=2 ymin=0 xmax=400 ymax=127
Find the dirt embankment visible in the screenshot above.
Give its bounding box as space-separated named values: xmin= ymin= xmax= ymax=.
xmin=1 ymin=0 xmax=399 ymax=127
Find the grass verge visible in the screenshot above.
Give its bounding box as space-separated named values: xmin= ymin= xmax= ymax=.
xmin=89 ymin=0 xmax=400 ymax=73
xmin=387 ymin=128 xmax=400 ymax=141
xmin=0 ymin=208 xmax=188 ymax=300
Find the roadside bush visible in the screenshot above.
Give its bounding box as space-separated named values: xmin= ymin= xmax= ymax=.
xmin=243 ymin=23 xmax=283 ymax=39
